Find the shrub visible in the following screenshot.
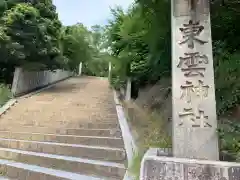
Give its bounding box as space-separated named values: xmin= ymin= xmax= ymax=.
xmin=218 ymin=120 xmax=240 ymax=162
xmin=0 ymin=84 xmax=12 ymax=107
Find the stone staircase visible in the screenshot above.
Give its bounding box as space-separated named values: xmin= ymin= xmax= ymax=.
xmin=0 ymin=77 xmax=126 ymax=179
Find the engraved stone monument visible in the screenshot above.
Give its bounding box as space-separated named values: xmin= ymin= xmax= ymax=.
xmin=140 ymin=0 xmax=240 ymax=179
xmin=171 ymin=0 xmax=219 ymax=160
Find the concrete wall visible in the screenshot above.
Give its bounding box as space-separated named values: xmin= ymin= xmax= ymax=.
xmin=11 ymin=67 xmax=73 ymax=96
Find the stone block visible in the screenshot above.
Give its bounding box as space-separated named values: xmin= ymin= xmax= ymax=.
xmin=140 ymin=153 xmax=240 ymax=180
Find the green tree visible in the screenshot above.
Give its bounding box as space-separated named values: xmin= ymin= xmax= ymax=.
xmin=106 ymin=0 xmax=240 ymax=161
xmin=105 ymin=3 xmax=171 ymax=89
xmin=1 ymin=3 xmax=63 ymax=70
xmin=61 ymin=23 xmax=92 ymax=72
xmin=0 ymin=0 xmax=66 ymax=84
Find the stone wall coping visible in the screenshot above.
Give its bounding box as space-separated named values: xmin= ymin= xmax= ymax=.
xmin=142 ymin=155 xmax=240 ymax=167
xmin=0 ymin=99 xmax=17 ymax=117
xmin=11 ymin=68 xmax=73 ymax=97
xmin=113 ymin=90 xmax=138 ymax=180
xmin=140 ymin=148 xmax=240 ymax=180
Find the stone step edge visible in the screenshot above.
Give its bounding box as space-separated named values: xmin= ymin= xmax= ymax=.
xmin=0 ymin=124 xmax=119 ymax=130
xmin=0 ymin=157 xmax=102 ymax=180
xmin=0 ymin=130 xmax=122 ymax=140
xmin=0 ymin=138 xmax=124 ymax=151
xmin=0 ymin=147 xmax=125 ymax=168
xmin=0 ymin=177 xmax=9 ymax=180
xmin=0 ymin=121 xmax=119 ymax=125
xmin=0 ymin=126 xmax=115 ymax=132
xmin=0 ymin=99 xmax=17 ymax=118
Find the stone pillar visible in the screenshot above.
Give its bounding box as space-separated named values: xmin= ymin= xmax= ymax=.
xmin=171 ymin=0 xmax=219 ymax=160
xmin=126 ymin=78 xmax=131 ymax=101
xmin=78 ymin=62 xmax=82 ymax=76
xmin=108 ymin=61 xmax=112 ymax=79
xmin=11 ymin=67 xmax=22 ymax=96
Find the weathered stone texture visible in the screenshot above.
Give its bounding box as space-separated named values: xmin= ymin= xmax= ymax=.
xmin=171 ymin=0 xmax=219 ymax=160
xmin=141 ymin=155 xmax=240 ymax=180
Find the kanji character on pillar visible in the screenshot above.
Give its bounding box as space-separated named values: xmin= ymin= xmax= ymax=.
xmin=178 ymin=107 xmax=211 ymax=127
xmin=179 ymin=20 xmax=208 ymax=49
xmin=178 ymin=52 xmax=208 ymax=77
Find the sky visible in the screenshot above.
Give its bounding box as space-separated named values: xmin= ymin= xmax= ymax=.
xmin=53 ymin=0 xmax=134 ymax=29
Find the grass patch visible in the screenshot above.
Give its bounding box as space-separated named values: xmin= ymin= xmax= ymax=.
xmin=117 ymin=80 xmax=172 ymax=178
xmin=123 ymin=101 xmax=172 ymax=150
xmin=0 ymin=84 xmax=12 ymax=107
xmin=129 ymin=152 xmax=144 ymax=179
xmin=122 ymin=100 xmax=172 ymax=179
xmin=218 ymin=120 xmax=240 ymax=162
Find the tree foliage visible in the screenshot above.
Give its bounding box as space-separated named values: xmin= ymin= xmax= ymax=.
xmin=0 ymin=0 xmax=65 ymax=83
xmin=61 ymin=23 xmax=92 ymax=72
xmin=211 ymin=0 xmax=240 ymax=115
xmin=105 ymin=0 xmax=240 ymax=161
xmin=0 ymin=0 xmax=98 ymax=84
xmin=105 ymin=1 xmax=171 ymax=90
xmin=106 ymin=0 xmax=240 ymax=114
xmin=81 ymin=25 xmax=112 ymax=77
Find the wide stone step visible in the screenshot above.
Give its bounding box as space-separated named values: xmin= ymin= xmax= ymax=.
xmin=0 ymin=121 xmax=119 ymax=129
xmin=0 ymin=138 xmax=126 ymax=163
xmin=0 ymin=147 xmax=125 ymax=179
xmin=0 ymin=158 xmax=105 ymax=180
xmin=0 ymin=131 xmax=124 ymax=148
xmin=0 ymin=126 xmax=121 ymax=137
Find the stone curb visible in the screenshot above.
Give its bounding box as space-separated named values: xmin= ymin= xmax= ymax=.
xmin=0 ymin=99 xmax=18 ymax=118
xmin=113 ymin=90 xmax=138 ymax=180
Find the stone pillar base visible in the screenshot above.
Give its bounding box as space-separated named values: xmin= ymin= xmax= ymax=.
xmin=140 ymin=148 xmax=240 ymax=180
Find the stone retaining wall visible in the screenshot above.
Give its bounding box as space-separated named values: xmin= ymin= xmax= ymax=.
xmin=11 ymin=67 xmax=73 ymax=96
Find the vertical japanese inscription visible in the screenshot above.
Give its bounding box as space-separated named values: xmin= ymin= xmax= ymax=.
xmin=177 ymin=18 xmax=211 ymax=128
